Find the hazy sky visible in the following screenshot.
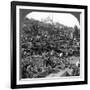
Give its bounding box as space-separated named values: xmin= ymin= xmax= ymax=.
xmin=26 ymin=12 xmax=80 ymax=28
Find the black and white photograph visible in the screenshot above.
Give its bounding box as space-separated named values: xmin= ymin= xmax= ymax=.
xmin=11 ymin=1 xmax=87 ymax=89
xmin=20 ymin=11 xmax=80 ymax=79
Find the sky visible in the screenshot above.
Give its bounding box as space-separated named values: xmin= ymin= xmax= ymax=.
xmin=26 ymin=12 xmax=80 ymax=29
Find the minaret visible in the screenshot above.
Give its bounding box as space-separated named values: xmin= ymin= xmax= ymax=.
xmin=52 ymin=13 xmax=53 ymax=24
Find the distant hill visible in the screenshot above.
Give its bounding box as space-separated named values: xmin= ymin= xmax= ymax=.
xmin=26 ymin=12 xmax=80 ymax=28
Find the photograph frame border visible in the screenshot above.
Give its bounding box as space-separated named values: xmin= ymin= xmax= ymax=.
xmin=11 ymin=1 xmax=88 ymax=89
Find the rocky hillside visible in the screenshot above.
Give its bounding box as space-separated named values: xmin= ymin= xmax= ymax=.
xmin=20 ymin=18 xmax=80 ymax=79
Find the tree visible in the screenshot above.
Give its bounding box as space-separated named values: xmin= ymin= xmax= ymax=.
xmin=73 ymin=25 xmax=80 ymax=41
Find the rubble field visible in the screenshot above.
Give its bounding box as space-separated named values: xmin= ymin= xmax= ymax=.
xmin=20 ymin=18 xmax=80 ymax=79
